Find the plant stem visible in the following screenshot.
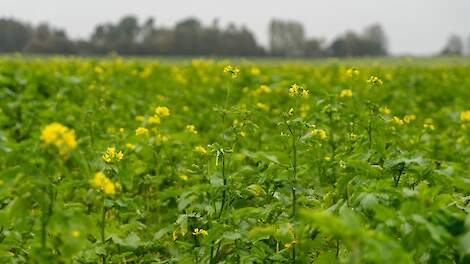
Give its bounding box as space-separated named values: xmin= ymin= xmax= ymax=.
xmin=285 ymin=120 xmax=297 ymax=264
xmin=101 ymin=197 xmax=107 ymax=263
xmin=218 ymin=152 xmax=226 ymax=219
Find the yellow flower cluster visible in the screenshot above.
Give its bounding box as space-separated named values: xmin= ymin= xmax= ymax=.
xmin=367 ymin=76 xmax=383 ymax=86
xmin=391 ymin=115 xmax=415 ymax=126
xmin=349 ymin=133 xmax=358 ymax=140
xmin=185 ymin=124 xmax=198 ymax=134
xmin=423 ymin=118 xmax=435 ymax=131
xmin=155 ymin=106 xmax=171 ymax=117
xmin=143 ymin=106 xmax=171 ymax=126
xmin=136 ymin=127 xmax=149 ymax=136
xmin=346 ymin=67 xmax=360 ymax=77
xmin=253 ymin=85 xmax=271 ymax=95
xmin=40 ymin=123 xmax=77 ymax=156
xmin=403 ymin=114 xmax=416 ymax=124
xmin=460 ymin=111 xmax=470 ymax=128
xmin=379 ymin=106 xmax=391 ymax=115
xmin=460 ymin=111 xmax=470 ymax=123
xmin=194 ymin=145 xmax=207 ymax=154
xmin=340 ymin=89 xmax=353 ymax=98
xmin=102 ymin=146 xmax=124 ymax=163
xmin=149 ymin=116 xmax=161 ymax=124
xmin=289 ymin=84 xmax=309 ymax=97
xmin=284 ymin=240 xmax=298 ymax=249
xmin=223 ymin=65 xmax=240 ymax=78
xmin=94 ymin=66 xmax=104 ymax=75
xmin=391 ymin=116 xmax=405 ymax=125
xmin=232 ymin=119 xmax=244 ymax=128
xmin=192 ymin=228 xmax=208 ymax=236
xmin=311 ymin=128 xmax=328 ymax=140
xmin=250 ymin=67 xmax=260 ymax=76
xmin=126 ymin=143 xmax=135 ymax=150
xmin=90 ymin=172 xmax=116 ymax=195
xmin=256 ymin=102 xmax=270 ymax=112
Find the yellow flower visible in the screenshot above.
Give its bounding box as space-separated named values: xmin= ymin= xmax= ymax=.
xmin=423 ymin=118 xmax=435 ymax=131
xmin=194 ymin=145 xmax=207 ymax=154
xmin=179 ymin=175 xmax=189 ymax=181
xmin=340 ymin=89 xmax=353 ymax=98
xmin=91 ymin=172 xmax=107 ymax=188
xmin=149 ymin=115 xmax=161 ymax=124
xmin=367 ymin=76 xmax=383 ymax=86
xmin=185 ymin=124 xmax=198 ymax=134
xmin=192 ymin=228 xmax=208 ymax=236
xmin=90 ymin=172 xmax=116 ymax=195
xmin=346 ymin=67 xmax=360 ymax=77
xmin=102 ymin=147 xmax=123 ymax=163
xmin=379 ymin=106 xmax=391 ymax=115
xmin=324 ymin=156 xmax=332 ymax=161
xmin=312 ymin=128 xmax=328 ymax=140
xmin=289 ymin=84 xmax=300 ymax=97
xmin=301 ymin=89 xmax=310 ymax=98
xmin=460 ymin=111 xmax=470 ymax=123
xmin=40 ymin=123 xmax=77 ymax=156
xmin=223 ymin=65 xmax=240 ymax=78
xmin=250 ymin=67 xmax=260 ymax=76
xmin=116 ymin=151 xmax=124 ymax=160
xmin=256 ymin=102 xmax=270 ymax=112
xmin=125 ymin=143 xmax=135 ymax=150
xmin=254 ymin=85 xmax=271 ymax=95
xmin=155 ymin=106 xmax=170 ymax=117
xmin=94 ymin=66 xmax=104 ymax=75
xmin=391 ymin=116 xmax=404 ymax=125
xmin=103 ymin=181 xmax=116 ymax=194
xmin=404 ymin=114 xmax=416 ymax=124
xmin=232 ymin=119 xmax=243 ymax=128
xmin=284 ymin=240 xmax=298 ymax=249
xmin=135 ymin=127 xmax=149 ymax=136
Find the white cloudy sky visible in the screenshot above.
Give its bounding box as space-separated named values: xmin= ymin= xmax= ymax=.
xmin=1 ymin=0 xmax=469 ymax=55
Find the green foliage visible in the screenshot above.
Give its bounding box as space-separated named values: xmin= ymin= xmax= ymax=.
xmin=0 ymin=57 xmax=469 ymax=263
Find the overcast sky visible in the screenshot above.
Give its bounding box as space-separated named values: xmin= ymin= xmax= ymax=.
xmin=1 ymin=0 xmax=469 ymax=55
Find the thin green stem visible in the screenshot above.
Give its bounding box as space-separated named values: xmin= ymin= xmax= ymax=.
xmin=218 ymin=153 xmax=226 ymax=219
xmin=100 ymin=197 xmax=107 ymax=264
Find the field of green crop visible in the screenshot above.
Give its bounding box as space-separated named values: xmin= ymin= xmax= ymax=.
xmin=0 ymin=56 xmax=469 ymax=263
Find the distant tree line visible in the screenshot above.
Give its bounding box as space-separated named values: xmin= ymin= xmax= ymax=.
xmin=440 ymin=34 xmax=469 ymax=56
xmin=269 ymin=20 xmax=388 ymax=57
xmin=0 ymin=16 xmax=264 ymax=56
xmin=0 ymin=15 xmax=467 ymax=57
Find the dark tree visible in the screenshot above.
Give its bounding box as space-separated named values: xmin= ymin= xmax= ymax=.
xmin=0 ymin=18 xmax=31 ymax=52
xmin=441 ymin=34 xmax=463 ymax=56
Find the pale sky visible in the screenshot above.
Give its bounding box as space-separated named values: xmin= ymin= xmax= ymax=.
xmin=1 ymin=0 xmax=469 ymax=55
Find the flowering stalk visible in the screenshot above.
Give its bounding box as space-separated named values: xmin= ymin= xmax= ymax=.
xmin=283 ymin=117 xmax=298 ymax=264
